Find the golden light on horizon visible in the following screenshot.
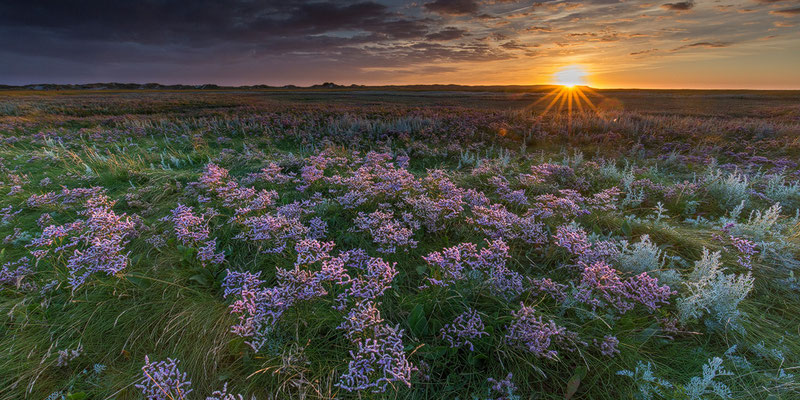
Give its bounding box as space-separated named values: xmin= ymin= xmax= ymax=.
xmin=553 ymin=65 xmax=588 ymax=88
xmin=528 ymin=65 xmax=603 ymax=130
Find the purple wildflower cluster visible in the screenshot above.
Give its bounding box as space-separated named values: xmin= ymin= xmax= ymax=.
xmin=242 ymin=162 xmax=294 ymax=185
xmin=552 ymin=224 xmax=619 ymax=265
xmin=336 ymin=250 xmax=398 ymax=308
xmin=233 ymin=213 xmax=308 ymax=254
xmin=467 ymin=204 xmax=547 ymax=244
xmin=528 ymin=277 xmax=568 ymax=302
xmin=440 ymin=308 xmax=488 ymax=351
xmin=0 ymin=257 xmax=34 ymax=292
xmin=135 ymin=356 xmax=193 ymax=400
xmin=530 ymin=187 xmax=620 ymax=219
xmin=196 ymin=163 xmax=279 ymax=219
xmin=352 ymin=209 xmax=418 ymax=254
xmin=206 ymin=383 xmax=254 ymax=400
xmin=0 ymin=204 xmax=21 ymax=224
xmin=163 ymin=204 xmax=225 ymax=265
xmin=337 ymin=300 xmax=385 ymax=341
xmin=29 ymin=195 xmax=136 ymax=289
xmin=336 ymin=323 xmax=416 ymax=393
xmin=422 ymin=239 xmax=523 ymax=299
xmin=55 ymin=345 xmax=83 ymax=367
xmin=575 ymin=261 xmax=675 ymax=314
xmin=729 ymin=235 xmax=757 ymax=269
xmin=325 ymin=153 xmax=420 ymax=208
xmin=404 ymin=170 xmax=468 ymax=232
xmin=489 ymin=175 xmax=530 ymax=206
xmin=595 ymin=335 xmax=620 ymax=357
xmin=26 ymin=186 xmax=105 ymax=208
xmin=505 ymin=304 xmax=578 ymax=359
xmin=486 ymin=373 xmax=519 ymax=400
xmin=223 ymin=242 xmax=397 ymax=350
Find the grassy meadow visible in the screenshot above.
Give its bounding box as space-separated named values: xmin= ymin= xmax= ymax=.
xmin=0 ymin=88 xmax=799 ymax=399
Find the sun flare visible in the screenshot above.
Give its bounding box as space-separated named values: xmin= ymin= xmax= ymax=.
xmin=553 ymin=65 xmax=588 ymax=88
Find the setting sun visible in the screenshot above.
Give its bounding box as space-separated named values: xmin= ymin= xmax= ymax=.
xmin=553 ymin=66 xmax=588 ymax=88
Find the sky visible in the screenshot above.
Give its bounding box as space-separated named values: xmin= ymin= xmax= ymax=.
xmin=0 ymin=0 xmax=799 ymax=89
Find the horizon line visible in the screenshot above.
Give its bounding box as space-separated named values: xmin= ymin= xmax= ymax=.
xmin=3 ymin=82 xmax=800 ymax=91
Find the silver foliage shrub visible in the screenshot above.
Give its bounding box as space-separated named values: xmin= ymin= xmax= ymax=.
xmin=684 ymin=357 xmax=733 ymax=400
xmin=706 ymin=169 xmax=749 ymax=210
xmin=616 ymin=234 xmax=664 ymax=274
xmin=677 ymin=248 xmax=754 ymax=332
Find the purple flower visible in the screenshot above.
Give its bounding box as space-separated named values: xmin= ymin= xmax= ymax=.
xmin=467 ymin=204 xmax=546 ymax=244
xmin=233 ymin=213 xmax=308 ymax=254
xmin=595 ymin=335 xmax=620 ymax=357
xmin=338 ymin=301 xmax=385 ymax=341
xmin=729 ymin=235 xmax=757 ymax=269
xmin=338 ymin=255 xmax=398 ymax=307
xmin=441 ymin=308 xmax=488 ymax=351
xmin=294 ymin=239 xmax=335 ymax=265
xmin=528 ymin=277 xmax=568 ymax=302
xmin=576 ymin=261 xmax=674 ymax=314
xmin=505 ymin=304 xmax=570 ymax=359
xmin=28 ymin=194 xmax=136 ymax=290
xmin=56 ymin=345 xmax=83 ymax=367
xmin=336 ymin=324 xmax=416 ymax=393
xmin=135 ymin=356 xmax=193 ymax=400
xmin=0 ymin=257 xmax=34 ymax=292
xmin=163 ymin=204 xmax=224 ymax=265
xmin=352 ymin=210 xmax=418 ymax=254
xmin=422 ymin=239 xmax=521 ymax=299
xmin=487 ymin=373 xmax=518 ymax=400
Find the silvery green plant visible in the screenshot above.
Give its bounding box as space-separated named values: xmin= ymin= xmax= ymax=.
xmin=616 ymin=234 xmax=665 ymax=274
xmin=684 ymin=357 xmax=732 ymax=400
xmin=677 ymin=249 xmax=754 ymax=332
xmin=617 ymin=361 xmax=673 ymax=400
xmin=706 ymin=168 xmax=749 ymax=210
xmin=732 ymin=203 xmax=782 ymax=241
xmin=764 ymin=173 xmax=800 ymax=206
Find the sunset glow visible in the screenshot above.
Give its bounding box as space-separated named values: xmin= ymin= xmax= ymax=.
xmin=553 ymin=66 xmax=588 ymax=88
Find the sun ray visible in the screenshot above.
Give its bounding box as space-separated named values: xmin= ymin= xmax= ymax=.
xmin=542 ymin=87 xmax=567 ymax=115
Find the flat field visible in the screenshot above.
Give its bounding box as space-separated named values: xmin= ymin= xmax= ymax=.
xmin=0 ymin=88 xmax=799 ymax=399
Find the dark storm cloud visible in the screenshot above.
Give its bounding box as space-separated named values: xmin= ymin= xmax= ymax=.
xmin=424 ymin=0 xmax=481 ymax=15
xmin=661 ymin=1 xmax=695 ymax=11
xmin=0 ymin=0 xmax=429 ymax=44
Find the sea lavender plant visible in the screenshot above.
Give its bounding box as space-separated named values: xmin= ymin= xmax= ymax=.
xmin=575 ymin=261 xmax=674 ymax=314
xmin=352 ymin=209 xmax=418 ymax=254
xmin=440 ymin=308 xmax=488 ymax=351
xmin=337 ymin=301 xmax=385 ymax=341
xmin=0 ymin=257 xmax=34 ymax=291
xmin=486 ymin=373 xmax=519 ymax=400
xmin=504 ymin=304 xmax=571 ymax=359
xmin=596 ymin=335 xmax=620 ymax=357
xmin=135 ymin=356 xmax=193 ymax=400
xmin=336 ymin=324 xmax=416 ymax=393
xmin=29 ymin=194 xmax=136 ymax=289
xmin=55 ymin=345 xmax=83 ymax=367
